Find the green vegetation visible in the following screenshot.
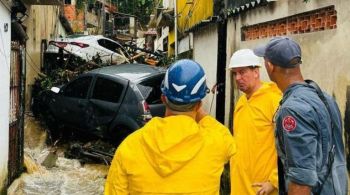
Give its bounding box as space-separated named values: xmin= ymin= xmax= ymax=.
xmin=73 ymin=0 xmax=154 ymax=26
xmin=116 ymin=0 xmax=154 ymax=25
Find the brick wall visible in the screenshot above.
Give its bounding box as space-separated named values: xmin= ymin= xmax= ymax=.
xmin=64 ymin=5 xmax=85 ymax=33
xmin=64 ymin=5 xmax=76 ymax=21
xmin=242 ymin=5 xmax=337 ymax=41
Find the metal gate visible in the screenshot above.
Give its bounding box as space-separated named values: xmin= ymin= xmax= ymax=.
xmin=8 ymin=41 xmax=24 ymax=185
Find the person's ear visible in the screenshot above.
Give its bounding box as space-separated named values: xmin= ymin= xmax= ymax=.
xmin=269 ymin=62 xmax=277 ymax=73
xmin=265 ymin=61 xmax=273 ymax=72
xmin=161 ymin=94 xmax=166 ymax=104
xmin=195 ymin=101 xmax=202 ymax=111
xmin=253 ymin=67 xmax=260 ymax=77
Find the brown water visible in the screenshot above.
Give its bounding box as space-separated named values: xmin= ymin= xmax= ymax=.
xmin=8 ymin=116 xmax=109 ymax=195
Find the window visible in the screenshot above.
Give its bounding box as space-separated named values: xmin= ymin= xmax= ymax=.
xmin=88 ymin=3 xmax=94 ymax=12
xmin=97 ymin=39 xmax=122 ymax=52
xmin=163 ymin=37 xmax=168 ymax=52
xmin=63 ymin=76 xmax=92 ymax=98
xmin=139 ymin=75 xmax=164 ymax=104
xmin=92 ymin=77 xmax=124 ymax=103
xmin=106 ymin=13 xmax=110 ymax=21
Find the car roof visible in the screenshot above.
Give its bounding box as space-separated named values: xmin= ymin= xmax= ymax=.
xmin=54 ymin=35 xmax=107 ymax=42
xmin=89 ymin=64 xmax=166 ymax=82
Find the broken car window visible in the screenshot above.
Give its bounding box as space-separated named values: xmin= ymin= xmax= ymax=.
xmin=138 ymin=75 xmax=164 ymax=104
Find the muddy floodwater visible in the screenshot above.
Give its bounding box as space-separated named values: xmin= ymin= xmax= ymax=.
xmin=8 ymin=116 xmax=110 ymax=195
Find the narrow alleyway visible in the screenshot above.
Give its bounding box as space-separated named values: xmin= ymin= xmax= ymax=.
xmin=5 ymin=115 xmax=350 ymax=195
xmin=8 ymin=116 xmax=109 ymax=195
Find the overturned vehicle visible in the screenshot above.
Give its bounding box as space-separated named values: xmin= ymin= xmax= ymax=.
xmin=45 ymin=35 xmax=131 ymax=67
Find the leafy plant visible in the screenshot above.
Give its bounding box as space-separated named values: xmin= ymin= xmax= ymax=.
xmin=76 ymin=0 xmax=85 ymax=10
xmin=116 ymin=0 xmax=154 ymax=26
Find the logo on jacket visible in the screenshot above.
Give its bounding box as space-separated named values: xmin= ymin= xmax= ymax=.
xmin=282 ymin=116 xmax=297 ymax=132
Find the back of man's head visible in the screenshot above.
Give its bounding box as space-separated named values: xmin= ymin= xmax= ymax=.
xmin=161 ymin=59 xmax=208 ymax=112
xmin=254 ymin=36 xmax=302 ymax=68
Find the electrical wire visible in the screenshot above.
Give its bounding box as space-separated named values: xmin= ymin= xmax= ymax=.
xmin=183 ymin=0 xmax=201 ymax=31
xmin=44 ymin=7 xmax=48 ymax=38
xmin=0 ymin=27 xmax=10 ymax=70
xmin=26 ymin=51 xmax=42 ymax=75
xmin=26 ymin=58 xmax=42 ymax=75
xmin=177 ymin=3 xmax=188 ymax=17
xmin=209 ymin=88 xmax=216 ymax=114
xmin=52 ymin=6 xmax=61 ymax=39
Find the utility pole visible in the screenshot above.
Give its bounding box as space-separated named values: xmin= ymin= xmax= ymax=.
xmin=174 ymin=0 xmax=177 ymax=58
xmin=102 ymin=0 xmax=106 ymax=35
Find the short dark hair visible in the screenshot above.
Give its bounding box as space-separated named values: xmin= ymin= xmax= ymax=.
xmin=165 ymin=97 xmax=198 ymax=112
xmin=248 ymin=66 xmax=260 ymax=69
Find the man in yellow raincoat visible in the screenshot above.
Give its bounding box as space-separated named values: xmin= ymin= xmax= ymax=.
xmin=105 ymin=59 xmax=236 ymax=195
xmin=228 ymin=49 xmax=282 ymax=195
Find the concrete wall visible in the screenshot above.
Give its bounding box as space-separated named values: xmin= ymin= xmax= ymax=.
xmin=154 ymin=26 xmax=169 ymax=51
xmin=0 ymin=1 xmax=11 ymax=191
xmin=193 ymin=24 xmax=218 ymax=116
xmin=23 ymin=5 xmax=66 ymax=111
xmin=225 ymin=0 xmax=350 ymax=130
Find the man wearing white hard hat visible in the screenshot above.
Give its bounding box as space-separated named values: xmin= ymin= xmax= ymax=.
xmin=229 ymin=49 xmax=282 ymax=195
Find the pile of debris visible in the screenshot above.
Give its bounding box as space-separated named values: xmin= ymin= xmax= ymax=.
xmin=66 ymin=140 xmax=116 ymax=165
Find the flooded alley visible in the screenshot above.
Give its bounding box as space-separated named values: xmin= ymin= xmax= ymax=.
xmin=8 ymin=116 xmax=110 ymax=195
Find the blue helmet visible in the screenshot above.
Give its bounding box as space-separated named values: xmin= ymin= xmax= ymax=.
xmin=161 ymin=59 xmax=208 ymax=103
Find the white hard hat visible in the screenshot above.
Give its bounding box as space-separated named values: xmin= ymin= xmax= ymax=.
xmin=228 ymin=49 xmax=262 ymax=69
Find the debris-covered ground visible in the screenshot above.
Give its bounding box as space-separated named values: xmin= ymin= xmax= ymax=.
xmin=8 ymin=115 xmax=114 ymax=195
xmin=15 ymin=37 xmax=171 ymax=195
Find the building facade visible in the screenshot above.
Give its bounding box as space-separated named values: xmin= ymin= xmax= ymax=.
xmin=0 ymin=0 xmax=11 ymax=192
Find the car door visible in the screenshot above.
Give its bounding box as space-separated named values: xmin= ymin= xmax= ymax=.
xmin=53 ymin=76 xmax=93 ymax=129
xmin=87 ymin=75 xmax=129 ymax=136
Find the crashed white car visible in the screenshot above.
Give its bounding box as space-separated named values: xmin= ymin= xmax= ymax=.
xmin=46 ymin=35 xmax=130 ymax=64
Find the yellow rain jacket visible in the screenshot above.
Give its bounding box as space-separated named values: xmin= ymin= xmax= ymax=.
xmin=105 ymin=115 xmax=236 ymax=195
xmin=230 ymin=82 xmax=282 ymax=195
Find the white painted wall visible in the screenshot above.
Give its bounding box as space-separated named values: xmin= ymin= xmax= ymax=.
xmin=154 ymin=26 xmax=169 ymax=51
xmin=0 ymin=1 xmax=11 ymax=191
xmin=178 ymin=33 xmax=193 ymax=54
xmin=163 ymin=0 xmax=173 ymax=9
xmin=225 ymin=0 xmax=350 ymax=129
xmin=193 ymin=24 xmax=218 ymax=117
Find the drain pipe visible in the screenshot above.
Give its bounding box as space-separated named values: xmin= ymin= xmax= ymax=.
xmin=19 ymin=44 xmax=26 ymax=172
xmin=174 ymin=0 xmax=178 ymax=58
